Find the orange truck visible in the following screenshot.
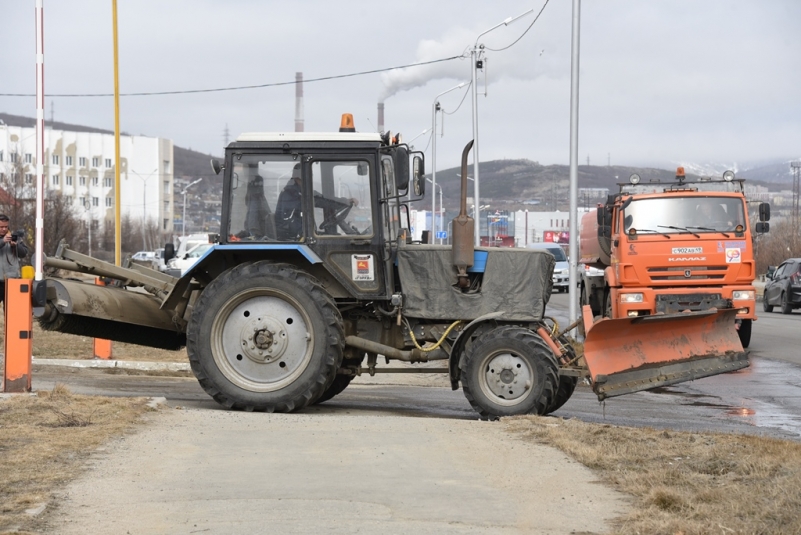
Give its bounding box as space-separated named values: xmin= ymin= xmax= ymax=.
xmin=579 ymin=168 xmax=771 ymax=350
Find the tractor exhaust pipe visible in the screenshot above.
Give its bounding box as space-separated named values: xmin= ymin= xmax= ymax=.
xmin=451 ymin=140 xmax=475 ymax=288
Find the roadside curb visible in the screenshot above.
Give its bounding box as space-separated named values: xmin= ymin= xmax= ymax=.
xmin=31 ymin=357 xmax=190 ymax=372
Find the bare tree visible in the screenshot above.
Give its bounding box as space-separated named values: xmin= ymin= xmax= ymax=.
xmin=754 ymin=219 xmax=801 ymax=274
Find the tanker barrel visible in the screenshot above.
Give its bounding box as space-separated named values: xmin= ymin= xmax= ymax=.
xmin=452 ymin=140 xmax=475 ymax=287
xmin=579 ymin=208 xmax=611 ymax=266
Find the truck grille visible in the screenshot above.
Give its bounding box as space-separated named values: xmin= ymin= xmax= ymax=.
xmin=655 ymin=293 xmax=730 ymax=314
xmin=648 ymin=265 xmax=727 ymax=281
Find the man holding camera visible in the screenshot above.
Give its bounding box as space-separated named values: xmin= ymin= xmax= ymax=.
xmin=0 ymin=214 xmax=29 ymax=305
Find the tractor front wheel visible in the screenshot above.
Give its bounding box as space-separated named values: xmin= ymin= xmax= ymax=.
xmin=461 ymin=326 xmax=558 ymax=420
xmin=187 ymin=262 xmax=343 ymax=412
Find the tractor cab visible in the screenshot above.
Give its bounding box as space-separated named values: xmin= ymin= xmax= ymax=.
xmin=214 ymin=114 xmax=425 ymax=300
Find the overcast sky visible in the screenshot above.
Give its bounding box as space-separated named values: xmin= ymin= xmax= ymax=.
xmin=2 ymin=1 xmax=799 ymax=171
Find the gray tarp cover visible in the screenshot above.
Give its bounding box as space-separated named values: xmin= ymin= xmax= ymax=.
xmin=397 ymin=245 xmax=555 ymax=321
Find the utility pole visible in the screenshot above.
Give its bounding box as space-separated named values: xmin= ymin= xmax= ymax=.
xmin=792 ymin=161 xmax=801 ymax=236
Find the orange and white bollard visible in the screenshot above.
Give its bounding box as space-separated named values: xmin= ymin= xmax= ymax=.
xmin=93 ymin=278 xmax=113 ymax=360
xmin=3 ymin=268 xmax=34 ymax=393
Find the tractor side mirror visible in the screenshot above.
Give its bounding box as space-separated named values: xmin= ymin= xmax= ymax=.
xmin=394 ymin=146 xmax=410 ymax=191
xmin=357 ymin=161 xmax=369 ymax=176
xmin=759 ymin=202 xmax=771 ymax=222
xmin=210 ymin=159 xmax=223 ymax=175
xmin=164 ymin=242 xmax=175 ymax=263
xmin=413 ymin=172 xmax=425 ymax=197
xmin=412 ymin=155 xmax=425 ymax=181
xmin=755 ymin=221 xmax=770 ymax=234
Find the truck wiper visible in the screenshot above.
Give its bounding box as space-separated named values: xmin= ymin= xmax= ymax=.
xmin=631 ymin=228 xmax=671 ymax=238
xmin=657 ymin=225 xmax=700 ymax=238
xmin=686 ymin=225 xmax=730 ymax=238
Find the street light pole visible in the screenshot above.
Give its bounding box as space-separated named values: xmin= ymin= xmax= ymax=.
xmin=182 ymin=178 xmax=203 ymax=238
xmin=471 ymin=8 xmax=534 ymax=246
xmin=131 ymin=168 xmax=157 ymax=250
xmin=432 ymin=82 xmax=466 ymax=244
xmin=426 ymin=178 xmax=444 ymax=243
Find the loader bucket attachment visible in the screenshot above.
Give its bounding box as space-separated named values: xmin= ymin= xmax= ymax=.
xmin=583 ymin=308 xmax=748 ymax=400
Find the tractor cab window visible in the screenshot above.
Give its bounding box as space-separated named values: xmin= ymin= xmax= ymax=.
xmin=310 ymin=160 xmax=373 ymax=237
xmin=227 ymin=155 xmax=299 ymax=242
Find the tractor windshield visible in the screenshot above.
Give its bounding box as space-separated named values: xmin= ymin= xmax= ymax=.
xmin=623 ymin=196 xmax=746 ymax=235
xmin=226 ymin=155 xmax=374 ymax=242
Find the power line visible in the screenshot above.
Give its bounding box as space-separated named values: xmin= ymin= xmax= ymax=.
xmin=0 ymin=55 xmax=464 ymax=98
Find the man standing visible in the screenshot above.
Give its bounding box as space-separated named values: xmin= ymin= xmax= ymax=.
xmin=0 ymin=214 xmax=29 ymax=305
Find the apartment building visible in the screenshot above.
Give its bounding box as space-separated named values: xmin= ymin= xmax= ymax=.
xmin=0 ymin=124 xmax=174 ymax=235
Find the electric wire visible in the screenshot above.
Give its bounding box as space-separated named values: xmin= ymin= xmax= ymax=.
xmin=484 ymin=0 xmax=550 ymax=52
xmin=0 ymin=55 xmax=465 ymax=98
xmin=441 ymin=81 xmax=472 ymax=116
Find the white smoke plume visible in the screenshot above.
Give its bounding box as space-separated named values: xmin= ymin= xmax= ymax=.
xmin=378 ymin=19 xmax=561 ymax=102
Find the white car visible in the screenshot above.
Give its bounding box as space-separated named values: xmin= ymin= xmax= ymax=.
xmin=131 ymin=251 xmax=156 ymax=262
xmin=166 ymin=243 xmax=213 ymax=275
xmin=527 ymin=243 xmax=570 ymax=292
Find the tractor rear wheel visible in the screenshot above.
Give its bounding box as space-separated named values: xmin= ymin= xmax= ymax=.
xmin=461 ymin=326 xmax=558 ymax=420
xmin=544 ymin=336 xmax=578 ymax=414
xmin=187 ymin=261 xmax=343 ymax=412
xmin=314 ymin=375 xmax=353 ymax=404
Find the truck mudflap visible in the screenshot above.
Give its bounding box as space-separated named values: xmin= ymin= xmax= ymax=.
xmin=582 ymin=308 xmax=748 ymax=400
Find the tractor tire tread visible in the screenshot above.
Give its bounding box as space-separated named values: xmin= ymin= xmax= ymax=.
xmin=461 ymin=325 xmax=558 ymax=420
xmin=186 ymin=261 xmax=343 ymax=412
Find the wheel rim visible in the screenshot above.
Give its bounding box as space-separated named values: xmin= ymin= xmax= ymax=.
xmin=478 ymin=350 xmax=535 ymax=406
xmin=210 ymin=288 xmax=314 ymax=392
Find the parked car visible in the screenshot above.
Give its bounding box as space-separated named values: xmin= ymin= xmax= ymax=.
xmin=131 ymin=251 xmax=156 ymax=262
xmin=763 ymin=258 xmax=801 ymax=314
xmin=527 ymin=243 xmax=569 ymax=292
xmin=165 ymin=243 xmax=213 ymax=276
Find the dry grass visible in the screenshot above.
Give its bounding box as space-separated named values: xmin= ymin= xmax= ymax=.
xmin=0 ymin=385 xmax=153 ymax=534
xmin=505 ymin=416 xmax=801 ymax=535
xmin=0 ymin=308 xmax=188 ymax=363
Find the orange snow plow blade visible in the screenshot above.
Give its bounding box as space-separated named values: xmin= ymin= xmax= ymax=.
xmin=582 ymin=308 xmax=748 ymax=400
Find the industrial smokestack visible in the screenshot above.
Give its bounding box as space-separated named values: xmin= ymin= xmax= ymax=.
xmin=377 ymin=102 xmax=384 ymax=133
xmin=295 ymin=72 xmax=304 ymax=132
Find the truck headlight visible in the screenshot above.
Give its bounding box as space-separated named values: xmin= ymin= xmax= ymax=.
xmin=620 ymin=293 xmax=644 ymax=303
xmin=732 ymin=290 xmax=754 ymax=300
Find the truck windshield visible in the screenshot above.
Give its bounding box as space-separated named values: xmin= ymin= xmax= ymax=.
xmin=623 ymin=196 xmax=746 ymax=234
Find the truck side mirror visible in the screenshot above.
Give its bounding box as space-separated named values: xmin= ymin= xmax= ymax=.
xmin=759 ymin=202 xmax=771 ymax=222
xmin=755 ymin=221 xmax=770 ymax=234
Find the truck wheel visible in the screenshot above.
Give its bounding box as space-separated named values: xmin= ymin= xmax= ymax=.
xmin=762 ymin=295 xmax=773 ymax=313
xmin=781 ymin=293 xmax=793 ymax=315
xmin=461 ymin=326 xmax=558 ymax=420
xmin=187 ymin=261 xmax=343 ymax=412
xmin=737 ymin=319 xmax=752 ymax=349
